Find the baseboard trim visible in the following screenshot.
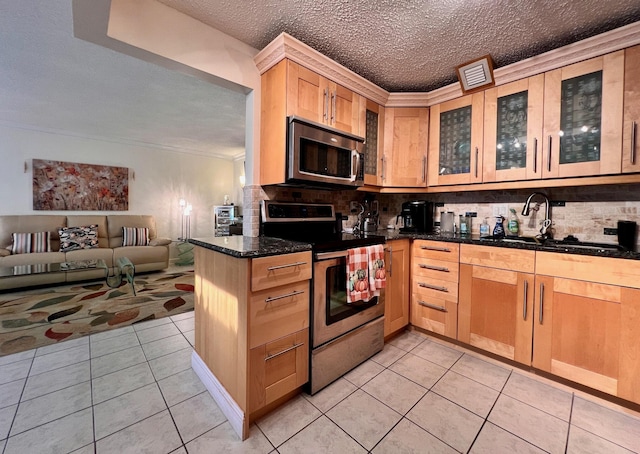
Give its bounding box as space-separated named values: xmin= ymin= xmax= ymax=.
xmin=191 ymin=351 xmax=246 ymax=440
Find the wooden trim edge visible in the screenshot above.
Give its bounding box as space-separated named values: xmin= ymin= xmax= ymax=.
xmin=255 ymin=23 xmax=640 ymax=108
xmin=192 ymin=351 xmax=247 ymax=440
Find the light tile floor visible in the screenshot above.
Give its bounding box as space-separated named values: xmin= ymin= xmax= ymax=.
xmin=1 ymin=315 xmax=639 ymax=453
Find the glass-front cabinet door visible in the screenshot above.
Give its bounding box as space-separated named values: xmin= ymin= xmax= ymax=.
xmin=623 ymin=45 xmax=640 ymax=174
xmin=483 ymin=75 xmax=544 ymax=182
xmin=542 ymin=51 xmax=625 ymax=178
xmin=428 ymin=93 xmax=484 ymax=186
xmin=363 ymin=99 xmax=385 ymax=186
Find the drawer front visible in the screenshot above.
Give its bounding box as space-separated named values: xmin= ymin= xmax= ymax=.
xmin=249 ymin=328 xmax=309 ymax=413
xmin=410 ymin=297 xmax=458 ymax=339
xmin=412 ymin=240 xmax=459 ymax=262
xmin=460 ymin=244 xmax=535 ymax=273
xmin=251 ymin=251 xmax=312 ymax=292
xmin=412 ymin=257 xmax=459 ymax=283
xmin=249 ymin=281 xmax=310 ymax=348
xmin=412 ymin=276 xmax=458 ymax=303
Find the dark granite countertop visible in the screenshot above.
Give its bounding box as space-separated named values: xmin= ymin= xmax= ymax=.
xmin=189 ymin=236 xmax=312 ymax=258
xmin=190 ymin=231 xmax=639 ymax=261
xmin=379 ymin=230 xmax=640 ymax=260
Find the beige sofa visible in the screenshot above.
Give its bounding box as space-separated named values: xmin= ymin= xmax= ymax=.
xmin=0 ymin=215 xmax=170 ymax=290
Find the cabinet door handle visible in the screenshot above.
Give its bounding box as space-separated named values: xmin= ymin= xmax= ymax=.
xmin=380 ymin=156 xmax=386 ymax=180
xmin=422 ymin=156 xmax=427 ymax=183
xmin=420 ymin=245 xmax=451 ymax=252
xmin=547 ymin=135 xmax=552 ymax=173
xmin=323 ymin=88 xmax=329 ymax=121
xmin=264 ymin=290 xmax=305 ymax=304
xmin=523 ymin=280 xmax=528 ymax=320
xmin=267 ymin=261 xmax=307 ymax=271
xmin=533 ymin=138 xmax=538 ymax=173
xmin=418 ymin=301 xmax=447 ymax=312
xmin=419 ymin=282 xmax=448 ymax=292
xmin=265 ymin=342 xmax=304 ymax=361
xmin=474 ymin=147 xmax=479 ymax=178
xmin=632 ymin=121 xmax=637 ymax=165
xmin=331 ymin=91 xmax=336 ymax=124
xmin=419 ymin=264 xmax=449 ymax=272
xmin=388 ymin=246 xmax=393 ymax=277
xmin=539 ymin=282 xmax=545 ymax=324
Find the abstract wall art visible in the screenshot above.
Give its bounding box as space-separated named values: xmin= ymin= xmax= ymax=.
xmin=32 ymin=159 xmax=129 ymax=211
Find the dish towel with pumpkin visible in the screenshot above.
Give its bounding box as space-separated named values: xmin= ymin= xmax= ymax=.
xmin=346 ymin=245 xmax=386 ymax=303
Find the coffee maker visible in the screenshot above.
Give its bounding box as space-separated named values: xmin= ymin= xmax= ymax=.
xmin=397 ymin=201 xmax=434 ymax=233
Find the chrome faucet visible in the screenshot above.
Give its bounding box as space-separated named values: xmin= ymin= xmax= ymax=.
xmin=522 ymin=192 xmax=553 ymax=239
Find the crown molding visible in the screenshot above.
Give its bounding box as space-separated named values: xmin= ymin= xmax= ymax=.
xmin=254 ymin=32 xmax=389 ymax=105
xmin=256 ymin=22 xmax=640 ymax=109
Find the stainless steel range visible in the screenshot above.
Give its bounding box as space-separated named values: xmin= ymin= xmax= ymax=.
xmin=261 ymin=201 xmax=386 ymax=394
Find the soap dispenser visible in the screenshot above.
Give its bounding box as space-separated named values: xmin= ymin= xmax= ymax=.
xmin=507 ymin=208 xmax=520 ymax=236
xmin=480 ymin=217 xmax=491 ymax=237
xmin=493 ymin=215 xmax=505 ymax=238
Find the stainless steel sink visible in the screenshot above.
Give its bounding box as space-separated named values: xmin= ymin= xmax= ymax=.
xmin=541 ymin=240 xmax=624 ymax=252
xmin=480 ymin=235 xmax=541 ymax=244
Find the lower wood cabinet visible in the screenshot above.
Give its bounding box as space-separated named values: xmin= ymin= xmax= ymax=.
xmin=533 ymin=252 xmax=640 ymax=404
xmin=410 ymin=240 xmax=459 ymax=339
xmin=249 ymin=328 xmax=309 ymax=413
xmin=384 ymin=239 xmax=410 ymax=338
xmin=458 ymin=245 xmax=535 ymax=365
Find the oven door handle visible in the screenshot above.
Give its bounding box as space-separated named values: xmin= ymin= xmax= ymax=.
xmin=315 ymin=246 xmax=388 ymax=261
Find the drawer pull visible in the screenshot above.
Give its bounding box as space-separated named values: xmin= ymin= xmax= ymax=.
xmin=265 ymin=342 xmax=304 ymax=361
xmin=267 ymin=261 xmax=307 ymax=271
xmin=418 ymin=301 xmax=447 ymax=312
xmin=420 ymin=245 xmax=451 ymax=252
xmin=533 ymin=137 xmax=538 ymax=173
xmin=539 ymin=283 xmax=544 ymax=324
xmin=523 ymin=280 xmax=528 ymax=321
xmin=632 ymin=121 xmax=637 ymax=165
xmin=419 ymin=282 xmax=448 ymax=292
xmin=419 ymin=264 xmax=449 ymax=272
xmin=264 ymin=290 xmax=305 ymax=304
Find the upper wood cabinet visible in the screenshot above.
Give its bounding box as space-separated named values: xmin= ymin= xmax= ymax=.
xmin=483 ymin=75 xmax=545 ymax=182
xmin=363 ymin=99 xmax=385 ymax=186
xmin=383 ymin=107 xmax=429 ymax=187
xmin=286 ymin=61 xmax=364 ymax=134
xmin=260 ymin=59 xmax=365 ymax=185
xmin=542 ymin=51 xmax=625 ymax=178
xmin=428 ymin=93 xmax=484 ymax=186
xmin=623 ymin=45 xmax=640 ymax=174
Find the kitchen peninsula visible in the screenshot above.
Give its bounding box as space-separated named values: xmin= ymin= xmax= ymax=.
xmin=188 ymin=236 xmax=312 ymax=440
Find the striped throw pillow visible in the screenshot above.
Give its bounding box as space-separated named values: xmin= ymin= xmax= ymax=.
xmin=11 ymin=232 xmax=51 ymax=254
xmin=122 ymin=227 xmax=149 ymax=246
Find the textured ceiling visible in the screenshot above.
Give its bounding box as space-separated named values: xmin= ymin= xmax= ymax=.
xmin=159 ymin=0 xmax=640 ymax=92
xmin=0 ymin=0 xmax=246 ymax=159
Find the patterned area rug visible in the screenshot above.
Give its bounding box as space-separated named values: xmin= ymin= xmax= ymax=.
xmin=0 ymin=270 xmax=194 ymax=356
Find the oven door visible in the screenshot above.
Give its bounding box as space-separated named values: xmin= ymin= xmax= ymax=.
xmin=313 ymin=255 xmax=385 ymax=348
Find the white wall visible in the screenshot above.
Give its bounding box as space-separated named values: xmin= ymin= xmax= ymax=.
xmin=0 ymin=124 xmax=235 ymax=245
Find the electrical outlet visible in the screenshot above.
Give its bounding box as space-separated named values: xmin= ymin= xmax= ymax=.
xmin=349 ymin=201 xmax=360 ymax=213
xmin=492 ymin=204 xmax=508 ymax=217
xmin=604 ymin=228 xmax=618 ymax=235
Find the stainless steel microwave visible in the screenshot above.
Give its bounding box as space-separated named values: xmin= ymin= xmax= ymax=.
xmin=287 ymin=116 xmax=365 ymax=187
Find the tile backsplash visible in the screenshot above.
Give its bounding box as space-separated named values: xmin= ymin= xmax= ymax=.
xmin=261 ymin=184 xmax=640 ymax=249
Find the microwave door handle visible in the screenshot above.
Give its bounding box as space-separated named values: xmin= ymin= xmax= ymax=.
xmin=351 ymin=150 xmax=360 ymax=182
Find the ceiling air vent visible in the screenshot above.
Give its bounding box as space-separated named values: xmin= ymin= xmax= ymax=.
xmin=456 ymin=55 xmax=495 ymax=94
